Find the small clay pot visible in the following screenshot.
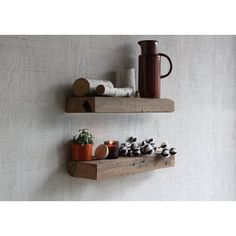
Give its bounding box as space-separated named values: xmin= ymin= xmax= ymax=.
xmin=71 ymin=144 xmax=92 ymax=161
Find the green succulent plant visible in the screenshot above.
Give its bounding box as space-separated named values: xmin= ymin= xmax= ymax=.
xmin=71 ymin=129 xmax=94 ymax=145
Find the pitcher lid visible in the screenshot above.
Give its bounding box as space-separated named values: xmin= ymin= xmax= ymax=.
xmin=138 ymin=40 xmax=159 ymax=43
xmin=138 ymin=40 xmax=159 ymax=54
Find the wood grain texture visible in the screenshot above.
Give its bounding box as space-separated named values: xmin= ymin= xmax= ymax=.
xmin=66 ymin=97 xmax=175 ymax=113
xmin=68 ymin=156 xmax=175 ymax=180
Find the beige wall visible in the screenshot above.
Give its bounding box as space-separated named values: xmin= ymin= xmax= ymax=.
xmin=0 ymin=35 xmax=236 ymax=200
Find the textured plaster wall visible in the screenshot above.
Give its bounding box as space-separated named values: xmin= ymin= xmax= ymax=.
xmin=0 ymin=35 xmax=236 ymax=200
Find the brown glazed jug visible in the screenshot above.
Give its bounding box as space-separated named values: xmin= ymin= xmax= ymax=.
xmin=138 ymin=40 xmax=173 ymax=98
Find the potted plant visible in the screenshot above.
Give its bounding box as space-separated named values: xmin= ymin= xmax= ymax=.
xmin=70 ymin=129 xmax=94 ymax=161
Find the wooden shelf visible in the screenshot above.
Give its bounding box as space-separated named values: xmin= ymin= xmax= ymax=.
xmin=66 ymin=97 xmax=174 ymax=113
xmin=68 ymin=155 xmax=175 ymax=180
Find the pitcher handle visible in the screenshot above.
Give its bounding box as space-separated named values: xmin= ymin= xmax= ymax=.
xmin=159 ymin=53 xmax=173 ymax=79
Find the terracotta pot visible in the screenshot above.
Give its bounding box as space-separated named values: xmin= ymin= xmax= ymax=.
xmin=71 ymin=144 xmax=92 ymax=161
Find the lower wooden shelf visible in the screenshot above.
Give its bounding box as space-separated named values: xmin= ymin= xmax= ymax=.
xmin=68 ymin=155 xmax=175 ymax=180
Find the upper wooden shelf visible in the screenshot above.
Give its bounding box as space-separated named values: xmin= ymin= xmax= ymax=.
xmin=68 ymin=155 xmax=175 ymax=180
xmin=66 ymin=97 xmax=175 ymax=113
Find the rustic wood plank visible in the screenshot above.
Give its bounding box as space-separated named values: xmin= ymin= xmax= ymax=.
xmin=66 ymin=97 xmax=175 ymax=113
xmin=68 ymin=156 xmax=175 ymax=180
xmin=66 ymin=97 xmax=95 ymax=112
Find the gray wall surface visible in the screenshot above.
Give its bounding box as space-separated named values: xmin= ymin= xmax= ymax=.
xmin=0 ymin=35 xmax=235 ymax=200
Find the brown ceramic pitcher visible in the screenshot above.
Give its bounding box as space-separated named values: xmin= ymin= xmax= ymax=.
xmin=138 ymin=40 xmax=173 ymax=98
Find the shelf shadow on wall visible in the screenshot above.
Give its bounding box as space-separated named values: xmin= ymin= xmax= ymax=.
xmin=66 ymin=170 xmax=156 ymax=201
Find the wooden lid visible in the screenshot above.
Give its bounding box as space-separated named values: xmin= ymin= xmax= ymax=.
xmin=95 ymin=144 xmax=109 ymax=160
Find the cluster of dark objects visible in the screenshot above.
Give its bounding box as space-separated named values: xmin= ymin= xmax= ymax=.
xmin=119 ymin=137 xmax=177 ymax=158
